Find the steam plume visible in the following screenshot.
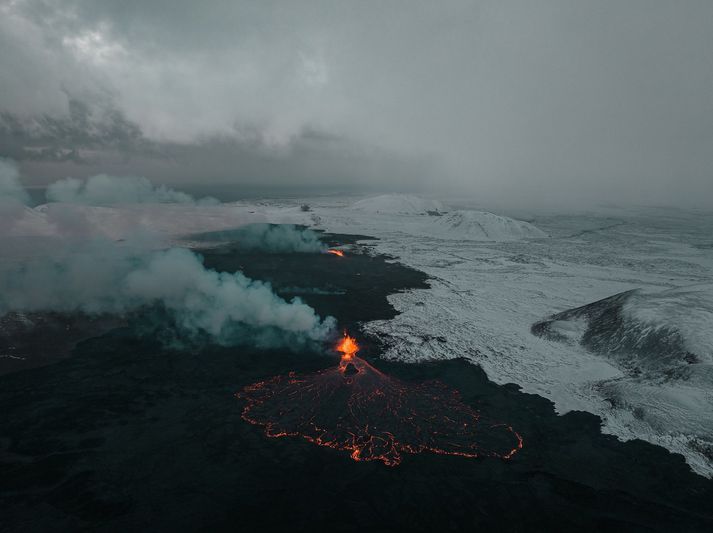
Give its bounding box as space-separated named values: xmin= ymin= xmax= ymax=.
xmin=0 ymin=241 xmax=336 ymax=349
xmin=192 ymin=224 xmax=325 ymax=253
xmin=0 ymin=158 xmax=28 ymax=205
xmin=0 ymin=158 xmax=29 ymax=231
xmin=1 ymin=163 xmax=335 ymax=349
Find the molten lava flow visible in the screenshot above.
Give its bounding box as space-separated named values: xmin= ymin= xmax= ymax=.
xmin=238 ymin=333 xmax=522 ymax=466
xmin=336 ymin=332 xmax=358 ymax=366
xmin=327 ymin=249 xmax=345 ymax=257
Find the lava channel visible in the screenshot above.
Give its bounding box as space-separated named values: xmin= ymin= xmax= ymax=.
xmin=326 ymin=249 xmax=345 ymax=257
xmin=237 ymin=334 xmax=522 ymax=466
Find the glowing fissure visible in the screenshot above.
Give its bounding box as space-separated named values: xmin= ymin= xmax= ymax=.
xmin=238 ymin=333 xmax=522 ymax=466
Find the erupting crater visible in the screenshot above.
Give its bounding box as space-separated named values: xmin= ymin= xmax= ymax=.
xmin=327 ymin=249 xmax=345 ymax=257
xmin=237 ymin=333 xmax=522 ymax=466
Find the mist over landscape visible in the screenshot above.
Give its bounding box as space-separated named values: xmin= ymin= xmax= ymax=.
xmin=1 ymin=2 xmax=713 ymax=532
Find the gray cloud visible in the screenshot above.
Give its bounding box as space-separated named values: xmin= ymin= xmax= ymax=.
xmin=0 ymin=100 xmax=146 ymax=163
xmin=14 ymin=132 xmax=436 ymax=194
xmin=0 ymin=0 xmax=711 ymax=207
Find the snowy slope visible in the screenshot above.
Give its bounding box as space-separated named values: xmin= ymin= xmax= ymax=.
xmin=534 ymin=284 xmax=713 ymax=368
xmin=275 ymin=196 xmax=546 ymax=243
xmin=350 ymin=194 xmax=445 ymax=215
xmin=531 ymin=284 xmax=713 ymax=472
xmin=624 ymin=284 xmax=713 ymax=363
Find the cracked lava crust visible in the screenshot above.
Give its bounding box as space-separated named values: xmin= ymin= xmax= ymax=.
xmin=237 ymin=334 xmax=523 ymax=466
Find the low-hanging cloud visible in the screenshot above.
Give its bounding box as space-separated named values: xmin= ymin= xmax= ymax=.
xmin=2 ymin=1 xmax=712 ymax=207
xmin=0 ymin=240 xmax=336 ymax=349
xmin=2 ymin=161 xmax=268 ymax=244
xmin=45 ymin=174 xmax=218 ymax=205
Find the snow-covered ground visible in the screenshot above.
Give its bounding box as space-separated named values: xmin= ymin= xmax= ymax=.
xmin=259 ymin=194 xmax=713 ymax=477
xmin=4 ymin=193 xmax=713 ymax=477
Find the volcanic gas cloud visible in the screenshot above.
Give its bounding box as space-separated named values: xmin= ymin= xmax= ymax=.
xmin=238 ymin=333 xmax=522 ymax=466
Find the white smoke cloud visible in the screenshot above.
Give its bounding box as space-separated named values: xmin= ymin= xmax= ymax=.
xmin=192 ymin=224 xmax=326 ymax=253
xmin=0 ymin=240 xmax=336 ymax=349
xmin=1 ymin=160 xmax=269 ymax=242
xmin=0 ymin=158 xmax=30 ymax=231
xmin=0 ymin=161 xmax=336 ymax=349
xmin=45 ymin=174 xmax=218 ymax=205
xmin=0 ymin=158 xmax=29 ymax=205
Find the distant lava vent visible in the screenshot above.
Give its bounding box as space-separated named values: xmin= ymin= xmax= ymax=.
xmin=237 ymin=333 xmax=522 ymax=466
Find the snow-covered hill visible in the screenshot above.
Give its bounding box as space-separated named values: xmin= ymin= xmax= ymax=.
xmin=345 ymin=196 xmax=547 ymax=242
xmin=534 ymin=285 xmax=713 ymax=366
xmin=531 ymin=284 xmax=713 ymax=473
xmin=430 ymin=210 xmax=547 ymax=241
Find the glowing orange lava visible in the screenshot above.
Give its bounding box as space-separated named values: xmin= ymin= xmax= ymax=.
xmin=336 ymin=332 xmax=358 ymax=366
xmin=327 ymin=249 xmax=345 ymax=257
xmin=238 ymin=333 xmax=522 ymax=466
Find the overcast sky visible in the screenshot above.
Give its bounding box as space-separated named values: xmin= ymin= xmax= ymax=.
xmin=1 ymin=0 xmax=712 ymax=206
